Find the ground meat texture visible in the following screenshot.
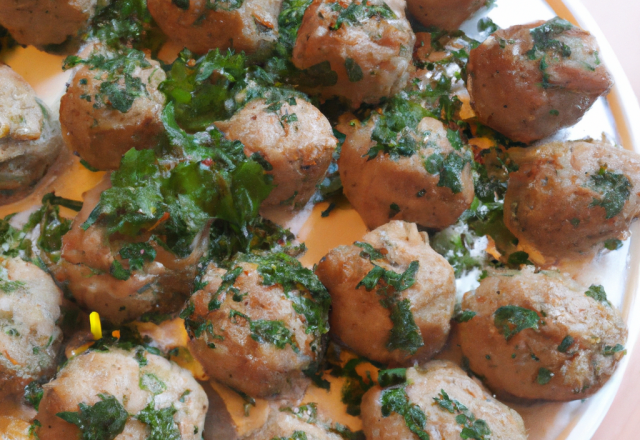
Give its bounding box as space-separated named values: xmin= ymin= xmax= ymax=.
xmin=503 ymin=140 xmax=640 ymax=263
xmin=407 ymin=0 xmax=486 ymax=31
xmin=54 ymin=177 xmax=206 ymax=324
xmin=0 ymin=65 xmax=63 ymax=205
xmin=292 ymin=0 xmax=415 ymax=108
xmin=361 ymin=361 xmax=527 ymax=440
xmin=458 ymin=267 xmax=628 ymax=401
xmin=467 ymin=18 xmax=613 ymax=144
xmin=184 ymin=257 xmax=329 ymax=399
xmin=0 ymin=0 xmax=97 ymax=49
xmin=36 ymin=348 xmax=208 ymax=439
xmin=59 ymin=46 xmax=166 ymax=171
xmin=215 ymin=98 xmax=337 ymax=209
xmin=0 ymin=258 xmax=63 ymax=397
xmin=339 ymin=116 xmax=474 ymax=230
xmin=315 ymin=220 xmax=456 ymax=366
xmin=147 ymin=0 xmax=282 ymax=57
xmin=243 ymin=405 xmax=343 ymax=440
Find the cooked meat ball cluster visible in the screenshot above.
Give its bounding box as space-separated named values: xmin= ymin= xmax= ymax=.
xmin=458 ymin=267 xmax=628 ymax=401
xmin=0 ymin=0 xmax=98 ymax=49
xmin=339 ymin=115 xmax=474 ymax=230
xmin=183 ymin=252 xmax=330 ymax=399
xmin=316 ymin=220 xmax=456 ymax=366
xmin=0 ymin=65 xmax=63 ymax=204
xmin=504 ymin=140 xmax=640 ymax=263
xmin=216 ymin=97 xmax=337 ymax=209
xmin=148 ymin=0 xmax=283 ymax=57
xmin=361 ymin=361 xmax=528 ymax=440
xmin=60 ymin=45 xmax=166 ymax=170
xmin=55 ymin=177 xmax=206 ymax=324
xmin=0 ymin=258 xmax=63 ymax=396
xmin=468 ymin=17 xmax=613 ymax=144
xmin=292 ymin=0 xmax=415 ymax=107
xmin=36 ymin=347 xmax=208 ymax=439
xmin=407 ymin=0 xmax=487 ymax=31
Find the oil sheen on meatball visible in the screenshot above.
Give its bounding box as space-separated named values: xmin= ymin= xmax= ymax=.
xmin=59 ymin=45 xmax=166 ymax=170
xmin=292 ymin=0 xmax=415 ymax=107
xmin=361 ymin=361 xmax=527 ymax=440
xmin=0 ymin=258 xmax=63 ymax=397
xmin=339 ymin=115 xmax=474 ymax=230
xmin=467 ymin=17 xmax=613 ymax=144
xmin=407 ymin=0 xmax=486 ymax=31
xmin=504 ymin=140 xmax=640 ymax=263
xmin=315 ymin=220 xmax=456 ymax=366
xmin=148 ymin=0 xmax=282 ymax=57
xmin=36 ymin=347 xmax=208 ymax=439
xmin=54 ymin=177 xmax=206 ymax=324
xmin=183 ymin=252 xmax=331 ymax=399
xmin=0 ymin=65 xmax=63 ymax=204
xmin=215 ymin=97 xmax=337 ymax=209
xmin=0 ymin=0 xmax=97 ymax=49
xmin=458 ymin=267 xmax=628 ymax=401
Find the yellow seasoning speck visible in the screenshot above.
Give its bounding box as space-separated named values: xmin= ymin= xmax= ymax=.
xmin=90 ymin=312 xmax=102 ymax=340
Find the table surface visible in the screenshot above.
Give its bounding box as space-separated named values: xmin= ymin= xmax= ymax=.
xmin=580 ymin=1 xmax=640 ymax=438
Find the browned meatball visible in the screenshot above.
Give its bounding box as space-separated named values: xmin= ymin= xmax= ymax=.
xmin=183 ymin=252 xmax=330 ymax=398
xmin=54 ymin=177 xmax=206 ymax=324
xmin=458 ymin=268 xmax=628 ymax=401
xmin=504 ymin=140 xmax=640 ymax=264
xmin=315 ymin=220 xmax=456 ymax=366
xmin=215 ymin=97 xmax=337 ymax=209
xmin=292 ymin=0 xmax=415 ymax=107
xmin=147 ymin=0 xmax=282 ymax=57
xmin=0 ymin=258 xmax=63 ymax=397
xmin=467 ymin=17 xmax=613 ymax=144
xmin=0 ymin=65 xmax=63 ymax=204
xmin=339 ymin=116 xmax=474 ymax=230
xmin=36 ymin=348 xmax=208 ymax=439
xmin=361 ymin=361 xmax=527 ymax=440
xmin=0 ymin=0 xmax=97 ymax=49
xmin=407 ymin=0 xmax=486 ymax=31
xmin=59 ymin=45 xmax=166 ymax=170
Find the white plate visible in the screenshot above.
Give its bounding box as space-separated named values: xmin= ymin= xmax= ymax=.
xmin=2 ymin=0 xmax=639 ymax=438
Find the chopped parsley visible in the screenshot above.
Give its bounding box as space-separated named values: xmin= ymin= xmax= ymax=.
xmin=557 ymin=335 xmax=574 ymax=353
xmin=434 ymin=390 xmax=491 ymax=439
xmin=24 ymin=381 xmax=44 ymax=411
xmin=56 ymin=394 xmax=129 ymax=440
xmin=345 ymin=58 xmax=364 ymax=82
xmin=536 ymin=368 xmax=553 ymax=385
xmin=585 ymin=284 xmax=610 ymax=305
xmin=587 ymin=168 xmax=631 ymax=219
xmin=603 ymin=344 xmax=626 ymax=356
xmin=493 ymin=305 xmax=540 ymax=340
xmin=330 ymin=0 xmax=395 ymax=31
xmin=135 ymin=400 xmax=181 ymax=440
xmin=381 ymin=386 xmax=430 ymax=440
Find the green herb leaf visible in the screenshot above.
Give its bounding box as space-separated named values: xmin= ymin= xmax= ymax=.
xmin=387 ymin=299 xmax=424 ymax=355
xmin=345 ymin=58 xmax=363 ymax=82
xmin=24 ymin=381 xmax=44 ymax=411
xmin=585 ymin=284 xmax=610 ymax=304
xmin=381 ymin=387 xmax=430 ymax=440
xmin=136 ymin=401 xmax=181 ymax=440
xmin=56 ymin=394 xmax=129 ymax=440
xmin=557 ymin=335 xmax=574 ymax=353
xmin=378 ymin=368 xmax=407 ymax=387
xmin=493 ymin=305 xmax=540 ymax=340
xmin=536 ymin=367 xmax=553 ymax=385
xmin=603 ymin=344 xmax=626 ymax=356
xmin=587 ymin=168 xmax=631 ymax=219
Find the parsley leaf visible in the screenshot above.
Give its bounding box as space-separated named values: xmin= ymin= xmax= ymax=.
xmin=493 ymin=305 xmax=540 ymax=340
xmin=557 ymin=335 xmax=574 ymax=353
xmin=136 ymin=401 xmax=181 ymax=440
xmin=249 ymin=319 xmax=299 ymax=351
xmin=331 ymin=0 xmax=395 ymax=30
xmin=588 ymin=168 xmax=631 ymax=219
xmin=585 ymin=284 xmax=610 ymax=305
xmin=56 ymin=394 xmax=128 ymax=440
xmin=24 ymin=381 xmax=44 ymax=411
xmin=381 ymin=387 xmax=430 ymax=440
xmin=536 ymin=367 xmax=553 ymax=385
xmin=434 ymin=390 xmax=491 ymax=440
xmin=345 ymin=58 xmax=364 ymax=82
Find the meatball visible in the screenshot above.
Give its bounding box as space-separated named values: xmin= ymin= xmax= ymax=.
xmin=407 ymin=0 xmax=486 ymax=31
xmin=0 ymin=258 xmax=63 ymax=396
xmin=59 ymin=46 xmax=166 ymax=170
xmin=339 ymin=115 xmax=474 ymax=230
xmin=0 ymin=65 xmax=63 ymax=204
xmin=147 ymin=0 xmax=282 ymax=57
xmin=244 ymin=404 xmax=343 ymax=440
xmin=361 ymin=361 xmax=527 ymax=440
xmin=54 ymin=176 xmax=206 ymax=324
xmin=467 ymin=17 xmax=613 ymax=144
xmin=0 ymin=0 xmax=97 ymax=49
xmin=504 ymin=140 xmax=640 ymax=263
xmin=215 ymin=98 xmax=337 ymax=209
xmin=292 ymin=0 xmax=415 ymax=107
xmin=315 ymin=220 xmax=456 ymax=366
xmin=183 ymin=252 xmax=331 ymax=399
xmin=458 ymin=267 xmax=628 ymax=401
xmin=36 ymin=347 xmax=208 ymax=439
